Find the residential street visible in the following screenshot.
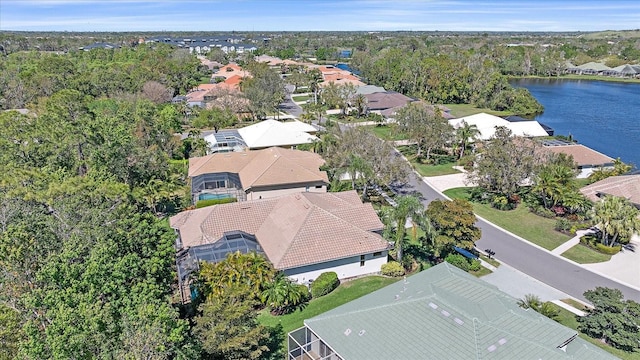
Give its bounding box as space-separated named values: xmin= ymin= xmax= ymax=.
xmin=397 ymin=169 xmax=640 ymax=303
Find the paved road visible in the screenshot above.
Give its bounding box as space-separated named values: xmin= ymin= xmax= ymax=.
xmin=394 ymin=165 xmax=640 ymax=302
xmin=279 ymin=85 xmax=303 ymax=117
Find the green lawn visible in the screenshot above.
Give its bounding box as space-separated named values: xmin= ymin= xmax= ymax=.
xmin=369 ymin=125 xmax=407 ymax=140
xmin=444 ymin=103 xmax=513 ymax=118
xmin=443 ymin=187 xmax=571 ymax=250
xmin=292 ymin=95 xmax=311 ymax=102
xmin=561 ymin=244 xmax=612 ymax=264
xmin=560 ymin=298 xmax=590 ymax=311
xmin=258 ymin=276 xmax=399 ymax=335
xmin=549 ymin=303 xmax=640 ymax=360
xmin=412 ymin=161 xmax=461 ymax=177
xmin=470 ymin=267 xmax=493 ymax=277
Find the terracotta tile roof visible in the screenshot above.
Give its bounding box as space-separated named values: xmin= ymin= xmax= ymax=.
xmin=543 ymin=144 xmax=613 ymax=167
xmin=580 ymin=175 xmax=640 ymax=204
xmin=169 ymin=191 xmax=389 ymax=269
xmin=188 ymin=147 xmax=328 ymax=191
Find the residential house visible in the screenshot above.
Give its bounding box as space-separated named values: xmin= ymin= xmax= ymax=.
xmin=235 ymin=119 xmax=318 ymax=150
xmin=541 ymin=141 xmax=614 ymax=178
xmin=288 ymin=262 xmax=616 ymax=360
xmin=580 ymin=175 xmax=640 ymax=209
xmin=364 ymin=91 xmax=415 ymax=115
xmin=449 ymin=112 xmax=549 ymax=140
xmin=170 ymin=190 xmax=390 ymax=303
xmin=188 ymin=146 xmax=328 ymax=203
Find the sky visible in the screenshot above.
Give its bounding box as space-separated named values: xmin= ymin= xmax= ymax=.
xmin=1 ymin=0 xmax=640 ymax=32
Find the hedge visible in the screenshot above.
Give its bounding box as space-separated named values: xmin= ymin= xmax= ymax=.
xmin=381 ymin=261 xmax=405 ymax=277
xmin=595 ymin=243 xmax=622 ymax=255
xmin=195 ymin=197 xmax=237 ymax=208
xmin=310 ymin=272 xmax=339 ymax=298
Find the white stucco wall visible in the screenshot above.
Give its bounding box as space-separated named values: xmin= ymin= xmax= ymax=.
xmin=577 ymin=165 xmax=614 ymax=179
xmin=246 ymin=185 xmax=326 ymax=201
xmin=284 ymin=251 xmax=388 ymax=284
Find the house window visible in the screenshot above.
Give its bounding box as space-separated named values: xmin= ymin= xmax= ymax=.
xmin=204 ymin=180 xmax=226 ymax=189
xmin=315 ymin=185 xmax=323 ymax=189
xmin=360 ymin=255 xmax=365 ymax=267
xmin=373 ymin=252 xmax=382 ymax=257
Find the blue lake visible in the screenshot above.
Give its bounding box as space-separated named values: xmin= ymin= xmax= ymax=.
xmin=511 ymin=78 xmax=640 ymax=170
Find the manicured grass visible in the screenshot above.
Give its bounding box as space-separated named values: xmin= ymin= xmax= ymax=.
xmin=443 ymin=187 xmax=571 ymax=250
xmin=292 ymin=95 xmax=311 ymax=102
xmin=560 ymin=298 xmax=590 ymax=311
xmin=257 ymin=275 xmax=399 ymax=335
xmin=444 ymin=103 xmax=513 ymax=118
xmin=549 ymin=303 xmax=640 ymax=360
xmin=479 ymin=254 xmax=500 ymax=268
xmin=470 ymin=267 xmax=493 ymax=277
xmin=412 ymin=161 xmax=461 ymax=177
xmin=369 ymin=125 xmax=407 ymax=140
xmin=561 ymin=244 xmax=612 ymax=264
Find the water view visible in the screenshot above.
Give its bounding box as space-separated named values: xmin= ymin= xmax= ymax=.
xmin=512 ymin=78 xmax=640 ymax=170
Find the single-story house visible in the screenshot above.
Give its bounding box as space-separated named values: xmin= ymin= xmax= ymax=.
xmin=170 ymin=190 xmax=390 ymax=303
xmin=236 ymin=119 xmax=318 ymax=149
xmin=355 ymin=85 xmax=387 ymax=95
xmin=542 ymin=142 xmax=614 ymax=178
xmin=288 ymin=262 xmax=616 ymax=360
xmin=189 ymin=146 xmax=328 ymax=203
xmin=449 ymin=113 xmax=549 ymax=140
xmin=364 ymin=91 xmax=415 ymax=114
xmin=580 ymin=175 xmax=640 ymax=209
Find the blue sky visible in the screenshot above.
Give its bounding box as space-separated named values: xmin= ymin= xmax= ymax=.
xmin=2 ymin=0 xmax=640 ymax=32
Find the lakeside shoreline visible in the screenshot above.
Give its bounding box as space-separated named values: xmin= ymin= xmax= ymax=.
xmin=510 ymin=74 xmax=640 ymax=84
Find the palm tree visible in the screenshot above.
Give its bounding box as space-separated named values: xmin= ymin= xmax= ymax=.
xmin=353 ymin=94 xmax=368 ymax=118
xmin=387 ymin=195 xmax=425 ymax=262
xmin=517 ymin=294 xmax=559 ymax=319
xmin=455 ymin=121 xmax=480 ymax=159
xmin=260 ymin=272 xmax=305 ymax=315
xmin=589 ymin=195 xmax=640 ymax=246
xmin=307 ymin=69 xmax=323 ymax=105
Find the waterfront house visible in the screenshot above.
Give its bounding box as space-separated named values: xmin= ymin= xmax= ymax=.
xmin=288 ymin=262 xmax=616 ymax=360
xmin=580 ymin=175 xmax=640 ymax=209
xmin=188 ymin=146 xmax=328 ymax=203
xmin=170 ymin=190 xmax=390 ymax=303
xmin=542 ymin=142 xmax=614 ymax=178
xmin=449 ymin=113 xmax=548 ymax=140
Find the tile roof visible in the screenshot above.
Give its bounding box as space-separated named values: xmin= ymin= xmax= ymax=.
xmin=188 ymin=147 xmax=328 ymax=191
xmin=169 ymin=191 xmax=388 ymax=269
xmin=544 ymin=144 xmax=614 ymax=167
xmin=302 ymin=262 xmax=616 ymax=360
xmin=580 ymin=175 xmax=640 ymax=204
xmin=450 ymin=113 xmax=548 ymax=139
xmin=364 ymin=91 xmax=414 ymax=110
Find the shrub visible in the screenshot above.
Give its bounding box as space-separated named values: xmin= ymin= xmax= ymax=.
xmin=491 ymin=195 xmax=515 ymax=210
xmin=530 ymin=205 xmax=556 ymax=218
xmin=468 ymin=259 xmax=482 ymax=272
xmin=555 ymin=218 xmax=571 ymax=232
xmin=445 ymin=254 xmax=471 ymax=272
xmin=381 ymin=261 xmax=405 ymax=277
xmin=580 ymin=234 xmax=598 ymax=246
xmin=297 ymin=284 xmax=311 ymax=303
xmin=595 ymin=243 xmax=622 ymax=255
xmin=458 ymin=155 xmax=475 ymax=170
xmin=310 ymin=272 xmax=339 ymax=298
xmin=195 ymin=197 xmax=237 ymax=208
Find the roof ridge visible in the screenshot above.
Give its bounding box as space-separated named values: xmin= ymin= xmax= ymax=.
xmin=272 ymin=197 xmax=317 ymax=268
xmin=276 ymin=203 xmax=386 ymax=269
xmin=244 ymin=149 xmax=284 ymax=188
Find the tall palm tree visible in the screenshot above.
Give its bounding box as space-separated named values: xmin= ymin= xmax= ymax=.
xmin=353 ymin=94 xmax=368 ymax=118
xmin=455 ymin=121 xmax=480 ymax=159
xmin=388 ymin=195 xmax=425 ymax=262
xmin=307 ymin=69 xmax=323 ymax=105
xmin=589 ymin=195 xmax=640 ymax=246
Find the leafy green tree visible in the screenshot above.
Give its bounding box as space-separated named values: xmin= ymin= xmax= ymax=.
xmin=242 ymin=62 xmax=285 ymax=120
xmin=395 ymin=102 xmax=453 ymax=160
xmin=194 ymin=285 xmax=271 ymax=360
xmin=589 ymin=195 xmax=640 ymax=247
xmin=468 ymin=127 xmax=543 ymax=198
xmin=578 ymin=287 xmax=640 ymax=352
xmin=0 ymin=304 xmax=22 ymax=359
xmin=426 ymin=199 xmax=481 ymax=257
xmin=193 ymin=106 xmax=236 ymax=132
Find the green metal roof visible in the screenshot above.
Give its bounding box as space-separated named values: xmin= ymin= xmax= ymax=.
xmin=304 ymin=263 xmax=617 ymax=360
